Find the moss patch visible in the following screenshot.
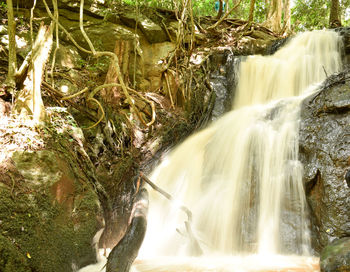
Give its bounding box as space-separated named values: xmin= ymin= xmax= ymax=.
xmin=0 ymin=185 xmax=98 ymax=272
xmin=0 ymin=234 xmax=30 ymax=272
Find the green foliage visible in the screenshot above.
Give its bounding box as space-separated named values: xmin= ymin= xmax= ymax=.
xmin=292 ymin=0 xmax=330 ymax=31
xmin=341 ymin=0 xmax=350 ymax=25
xmin=119 ymin=0 xmax=258 ymax=19
xmin=192 ymin=0 xmax=217 ymax=17
xmin=254 ymin=0 xmax=267 ymax=23
xmin=116 ymin=0 xmax=349 ymax=31
xmin=292 ymin=0 xmax=350 ymax=31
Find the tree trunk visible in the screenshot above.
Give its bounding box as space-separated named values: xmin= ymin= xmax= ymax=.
xmin=14 ymin=23 xmax=53 ymax=124
xmin=264 ymin=0 xmax=282 ymax=33
xmin=282 ymin=0 xmax=291 ymax=34
xmin=216 ymin=0 xmax=224 ymax=19
xmin=225 ymin=0 xmax=229 ymax=12
xmin=329 ymin=0 xmax=341 ymax=28
xmin=6 ymin=0 xmax=17 ymax=94
xmin=248 ymin=0 xmax=256 ymax=22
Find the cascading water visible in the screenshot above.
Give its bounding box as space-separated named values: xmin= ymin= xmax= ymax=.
xmin=134 ymin=30 xmax=342 ymax=270
xmin=79 ymin=30 xmax=343 ymax=272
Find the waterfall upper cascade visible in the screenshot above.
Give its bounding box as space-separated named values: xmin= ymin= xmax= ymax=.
xmin=79 ymin=30 xmax=343 ymax=272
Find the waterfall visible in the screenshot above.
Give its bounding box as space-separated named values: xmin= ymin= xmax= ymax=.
xmin=78 ymin=30 xmax=343 ymax=272
xmin=137 ymin=30 xmax=342 ymax=260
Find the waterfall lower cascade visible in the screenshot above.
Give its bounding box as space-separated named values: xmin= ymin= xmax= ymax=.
xmin=79 ymin=30 xmax=342 ymax=272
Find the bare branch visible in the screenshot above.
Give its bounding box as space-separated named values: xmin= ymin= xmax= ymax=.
xmin=139 ymin=172 xmax=192 ymax=223
xmin=6 ymin=0 xmax=17 ymax=93
xmin=42 ymin=0 xmax=91 ymax=54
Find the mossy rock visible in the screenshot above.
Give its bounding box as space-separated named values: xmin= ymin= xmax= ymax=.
xmin=0 ymin=112 xmax=101 ymax=272
xmin=320 ymin=237 xmax=350 ymax=272
xmin=0 ymin=186 xmax=98 ymax=272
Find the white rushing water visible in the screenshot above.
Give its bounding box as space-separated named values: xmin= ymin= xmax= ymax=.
xmin=79 ymin=30 xmax=342 ymax=272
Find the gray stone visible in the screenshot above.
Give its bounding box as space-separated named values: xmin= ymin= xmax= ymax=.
xmin=209 ymin=52 xmax=242 ymax=120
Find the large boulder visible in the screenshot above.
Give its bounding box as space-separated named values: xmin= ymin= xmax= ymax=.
xmin=299 ymin=70 xmax=350 ymax=253
xmin=0 ymin=108 xmax=102 ymax=272
xmin=61 ymin=20 xmax=138 ymax=54
xmin=120 ymin=12 xmax=168 ymax=44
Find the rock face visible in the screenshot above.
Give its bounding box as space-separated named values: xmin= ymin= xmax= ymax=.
xmin=299 ymin=70 xmax=350 ymax=253
xmin=320 ymin=237 xmax=350 ymax=272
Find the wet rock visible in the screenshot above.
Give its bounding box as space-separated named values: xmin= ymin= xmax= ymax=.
xmin=106 ymin=188 xmax=148 ymax=272
xmin=208 ymin=51 xmax=242 ymax=120
xmin=345 ymin=169 xmax=350 ymax=187
xmin=320 ymin=237 xmax=350 ymax=272
xmin=335 ymin=27 xmax=350 ymax=64
xmin=207 ymin=37 xmax=287 ymax=121
xmin=266 ymin=37 xmax=289 ymax=55
xmin=299 ymin=70 xmax=350 ymax=253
